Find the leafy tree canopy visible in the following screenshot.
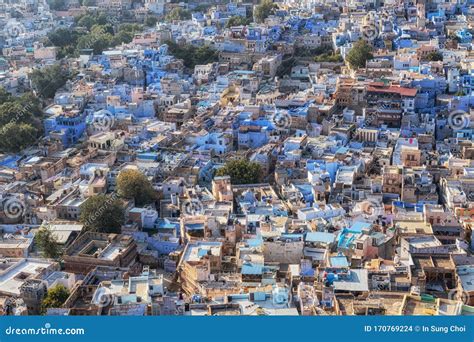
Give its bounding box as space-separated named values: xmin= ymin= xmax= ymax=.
xmin=145 ymin=16 xmax=159 ymax=27
xmin=45 ymin=12 xmax=143 ymax=57
xmin=80 ymin=194 xmax=125 ymax=233
xmin=117 ymin=169 xmax=156 ymax=206
xmin=35 ymin=225 xmax=61 ymax=259
xmin=426 ymin=51 xmax=443 ymax=62
xmin=314 ymin=52 xmax=343 ymax=63
xmin=215 ymin=159 xmax=263 ymax=184
xmin=30 ymin=64 xmax=72 ymax=99
xmin=41 ymin=284 xmax=69 ymax=314
xmin=346 ymin=39 xmax=373 ymax=69
xmin=226 ymin=16 xmax=251 ymax=28
xmin=0 ymin=90 xmax=43 ymax=153
xmin=47 ymin=28 xmax=79 ymax=48
xmin=254 ymin=0 xmax=278 ymax=23
xmin=47 ymin=0 xmax=67 ymax=11
xmin=75 ymin=12 xmax=110 ymax=29
xmin=165 ymin=40 xmax=219 ymax=69
xmin=166 ymin=7 xmax=192 ymax=22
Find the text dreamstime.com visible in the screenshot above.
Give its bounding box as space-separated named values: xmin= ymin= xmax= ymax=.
xmin=4 ymin=323 xmax=85 ymax=336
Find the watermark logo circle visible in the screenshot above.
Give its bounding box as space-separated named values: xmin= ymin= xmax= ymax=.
xmin=272 ymin=287 xmax=292 ymax=308
xmin=4 ymin=20 xmax=26 ymax=38
xmin=448 ymin=288 xmax=471 ymax=305
xmin=96 ymin=291 xmax=114 ymax=308
xmin=467 ymin=191 xmax=474 ymax=201
xmin=362 ymin=23 xmax=379 ymax=41
xmin=181 ymin=199 xmax=204 ymax=216
xmin=355 ymin=199 xmax=384 ymax=220
xmin=272 ymin=111 xmax=292 ymax=129
xmin=448 ymin=110 xmax=471 ymax=131
xmin=92 ymin=110 xmax=115 ymax=130
xmin=2 ymin=197 xmax=25 ymax=219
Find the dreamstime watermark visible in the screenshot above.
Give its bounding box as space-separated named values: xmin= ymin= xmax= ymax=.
xmin=5 ymin=322 xmax=85 ymax=336
xmin=2 ymin=196 xmax=25 ymax=220
xmin=0 ymin=102 xmax=37 ymax=135
xmin=4 ymin=19 xmax=26 ymax=38
xmin=272 ymin=111 xmax=292 ymax=129
xmin=353 ymin=199 xmax=384 ymax=221
xmin=264 ymin=34 xmax=277 ymax=50
xmin=365 ymin=112 xmax=377 ymax=126
xmin=362 ymin=12 xmax=390 ymax=41
xmin=467 ymin=191 xmax=474 ymax=201
xmin=91 ymin=109 xmax=115 ymax=131
xmin=83 ymin=192 xmax=119 ymax=227
xmin=94 ymin=289 xmax=114 ymax=308
xmin=448 ymin=288 xmax=471 ymax=305
xmin=448 ymin=110 xmax=471 ymax=131
xmin=272 ymin=286 xmax=293 ymax=309
xmin=181 ymin=199 xmax=204 ymax=216
xmin=362 ymin=23 xmax=379 ymax=41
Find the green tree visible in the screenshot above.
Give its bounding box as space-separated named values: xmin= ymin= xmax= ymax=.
xmin=80 ymin=194 xmax=125 ymax=233
xmin=117 ymin=169 xmax=156 ymax=206
xmin=47 ymin=0 xmax=66 ymax=10
xmin=47 ymin=28 xmax=78 ymax=48
xmin=0 ymin=87 xmax=12 ymax=104
xmin=194 ymin=45 xmax=219 ymax=66
xmin=215 ymin=159 xmax=263 ymax=184
xmin=35 ymin=225 xmax=61 ymax=259
xmin=76 ymin=26 xmax=113 ymax=55
xmin=75 ymin=12 xmax=110 ymax=29
xmin=276 ymin=56 xmax=295 ymax=77
xmin=15 ymin=92 xmax=44 ymax=117
xmin=0 ymin=102 xmax=38 ymax=127
xmin=166 ymin=7 xmax=191 ymax=21
xmin=165 ymin=40 xmax=219 ymax=69
xmin=226 ymin=16 xmax=251 ymax=28
xmin=0 ymin=122 xmax=39 ymax=153
xmin=75 ymin=23 xmax=141 ymax=55
xmin=113 ymin=23 xmax=142 ymax=45
xmin=254 ymin=0 xmax=277 ymax=23
xmin=346 ymin=39 xmax=373 ymax=69
xmin=47 ymin=13 xmax=144 ymax=58
xmin=145 ymin=16 xmax=159 ymax=27
xmin=41 ymin=284 xmax=69 ymax=314
xmin=426 ymin=51 xmax=443 ymax=61
xmin=0 ymin=93 xmax=43 ymax=153
xmin=30 ymin=64 xmax=71 ymax=99
xmin=314 ymin=52 xmax=343 ymax=63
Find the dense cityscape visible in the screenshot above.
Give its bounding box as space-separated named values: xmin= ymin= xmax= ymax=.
xmin=0 ymin=0 xmax=473 ymax=317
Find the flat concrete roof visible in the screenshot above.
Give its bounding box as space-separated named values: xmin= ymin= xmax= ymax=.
xmin=183 ymin=241 xmax=222 ymax=263
xmin=0 ymin=258 xmax=54 ymax=296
